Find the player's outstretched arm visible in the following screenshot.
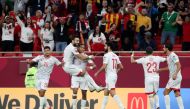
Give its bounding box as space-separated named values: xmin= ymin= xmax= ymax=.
xmin=130 ymin=51 xmax=137 ymax=64
xmin=26 ymin=59 xmax=35 ymax=64
xmin=156 ymin=67 xmax=169 ymax=73
xmin=94 ymin=64 xmax=106 ymax=77
xmin=76 ymin=54 xmax=94 ymax=61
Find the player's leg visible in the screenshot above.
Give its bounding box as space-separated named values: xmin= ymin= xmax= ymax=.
xmin=173 ymin=78 xmax=184 ymax=109
xmin=36 ymin=79 xmax=50 ymax=109
xmin=83 ymin=73 xmax=104 ymax=92
xmin=72 ymin=88 xmax=78 ymax=109
xmin=174 ymin=90 xmax=184 ymax=109
xmin=101 ymin=89 xmax=109 ymax=109
xmin=109 ymin=77 xmax=125 ymax=109
xmin=164 ymin=79 xmax=173 ymax=109
xmin=71 ymin=76 xmax=79 ymax=109
xmin=81 ymin=90 xmax=87 ymax=109
xmin=64 ymin=65 xmax=103 ymax=92
xmin=154 ymin=77 xmax=160 ymax=109
xmin=164 ymin=88 xmax=172 ymax=109
xmin=145 ymin=78 xmax=155 ymax=109
xmin=110 ymin=89 xmax=125 ymax=109
xmin=80 ymin=78 xmax=88 ymax=109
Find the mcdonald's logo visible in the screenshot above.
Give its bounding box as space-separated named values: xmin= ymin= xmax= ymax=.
xmin=128 ymin=93 xmax=147 ymax=109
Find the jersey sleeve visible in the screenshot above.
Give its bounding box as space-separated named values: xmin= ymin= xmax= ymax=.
xmin=172 ymin=54 xmax=179 ymax=64
xmin=136 ymin=57 xmax=145 ymax=64
xmin=72 ymin=47 xmax=79 ymax=55
xmin=117 ymin=57 xmax=121 ymax=64
xmin=32 ymin=55 xmax=41 ymax=62
xmin=54 ymin=57 xmax=62 ymax=66
xmin=158 ymin=56 xmax=166 ymax=62
xmin=103 ymin=55 xmax=109 ymax=64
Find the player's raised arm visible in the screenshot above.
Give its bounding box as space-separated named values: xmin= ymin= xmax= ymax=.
xmin=130 ymin=51 xmax=137 ymax=64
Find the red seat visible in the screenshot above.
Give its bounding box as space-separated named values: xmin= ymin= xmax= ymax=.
xmin=183 ymin=23 xmax=190 ymax=42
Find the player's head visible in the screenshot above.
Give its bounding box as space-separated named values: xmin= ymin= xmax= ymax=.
xmin=78 ymin=44 xmax=85 ymax=53
xmin=146 ymin=46 xmax=153 ymax=55
xmin=163 ymin=43 xmax=173 ymax=54
xmin=44 ymin=46 xmax=51 ymax=57
xmin=104 ymin=42 xmax=115 ymax=52
xmin=30 ymin=62 xmax=38 ymax=68
xmin=71 ymin=35 xmax=80 ymax=47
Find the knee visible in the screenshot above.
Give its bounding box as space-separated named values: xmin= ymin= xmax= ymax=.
xmin=174 ymin=90 xmax=181 ymax=97
xmin=163 ymin=90 xmax=169 ymax=96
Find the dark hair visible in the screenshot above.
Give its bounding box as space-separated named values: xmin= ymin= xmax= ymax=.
xmin=93 ymin=26 xmax=101 ymax=37
xmin=146 ymin=46 xmax=153 ymax=55
xmin=44 ymin=21 xmax=51 ymax=30
xmin=106 ymin=42 xmax=115 ymax=51
xmin=71 ymin=35 xmax=80 ymax=41
xmin=44 ymin=46 xmax=51 ymax=50
xmin=165 ymin=44 xmax=173 ymax=51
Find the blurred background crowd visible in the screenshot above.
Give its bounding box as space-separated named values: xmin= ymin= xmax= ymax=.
xmin=0 ymin=0 xmax=190 ymax=52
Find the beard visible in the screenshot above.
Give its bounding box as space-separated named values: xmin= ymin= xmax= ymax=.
xmin=73 ymin=43 xmax=79 ymax=47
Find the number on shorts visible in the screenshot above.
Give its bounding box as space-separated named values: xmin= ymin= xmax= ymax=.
xmin=112 ymin=59 xmax=117 ymax=69
xmin=147 ymin=62 xmax=157 ymax=73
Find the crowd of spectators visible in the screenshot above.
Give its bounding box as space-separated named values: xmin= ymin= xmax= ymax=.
xmin=0 ymin=0 xmax=190 ymax=52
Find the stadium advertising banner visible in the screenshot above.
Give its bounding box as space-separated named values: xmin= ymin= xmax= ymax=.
xmin=0 ymin=88 xmax=147 ymax=109
xmin=1 ymin=88 xmax=190 ymax=109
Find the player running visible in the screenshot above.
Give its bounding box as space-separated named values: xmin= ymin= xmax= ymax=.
xmin=157 ymin=44 xmax=184 ymax=109
xmin=131 ymin=46 xmax=166 ymax=109
xmin=94 ymin=42 xmax=125 ymax=109
xmin=63 ymin=36 xmax=103 ymax=92
xmin=26 ymin=46 xmax=64 ymax=109
xmin=71 ymin=44 xmax=97 ymax=109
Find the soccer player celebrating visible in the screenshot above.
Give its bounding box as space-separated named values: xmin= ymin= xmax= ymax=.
xmin=26 ymin=46 xmax=64 ymax=109
xmin=94 ymin=42 xmax=125 ymax=109
xmin=63 ymin=36 xmax=103 ymax=92
xmin=71 ymin=44 xmax=97 ymax=109
xmin=131 ymin=46 xmax=166 ymax=109
xmin=157 ymin=44 xmax=184 ymax=109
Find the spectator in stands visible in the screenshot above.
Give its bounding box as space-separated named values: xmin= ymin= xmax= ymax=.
xmin=76 ymin=14 xmax=90 ymax=44
xmin=106 ymin=23 xmax=120 ymax=51
xmin=140 ymin=31 xmax=156 ymax=50
xmin=16 ymin=13 xmax=34 ymax=51
xmin=99 ymin=0 xmax=108 ymax=17
xmin=121 ymin=3 xmax=135 ymax=50
xmin=14 ymin=0 xmax=28 ymax=13
xmin=182 ymin=16 xmax=190 ymax=50
xmin=0 ymin=16 xmax=15 ymax=51
xmin=135 ymin=1 xmax=152 ymax=49
xmin=31 ymin=10 xmax=44 ymax=28
xmin=40 ymin=21 xmax=54 ymax=51
xmin=104 ymin=5 xmax=121 ymax=32
xmin=146 ymin=0 xmax=159 ymax=36
xmin=27 ymin=0 xmax=46 ymax=16
xmin=87 ymin=25 xmax=106 ymax=51
xmin=159 ymin=3 xmax=182 ymax=45
xmin=86 ymin=3 xmax=96 ymax=31
xmin=54 ymin=17 xmax=70 ymax=52
xmin=3 ymin=1 xmax=13 ymax=16
xmin=176 ymin=0 xmax=186 ymax=38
